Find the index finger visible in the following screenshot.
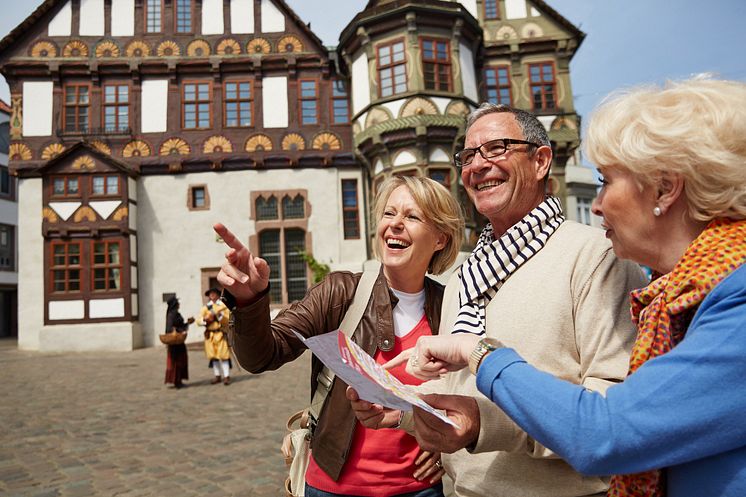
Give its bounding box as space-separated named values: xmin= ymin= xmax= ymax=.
xmin=382 ymin=349 xmax=411 ymax=370
xmin=213 ymin=222 xmax=246 ymax=252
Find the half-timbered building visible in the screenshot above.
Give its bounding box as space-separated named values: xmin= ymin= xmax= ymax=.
xmin=0 ymin=0 xmax=594 ymax=351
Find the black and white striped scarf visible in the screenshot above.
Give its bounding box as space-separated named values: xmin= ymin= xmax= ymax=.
xmin=454 ymin=196 xmax=565 ymax=336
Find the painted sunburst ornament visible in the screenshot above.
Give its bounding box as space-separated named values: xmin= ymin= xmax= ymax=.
xmin=122 ymin=140 xmax=152 ymax=158
xmin=245 ymin=134 xmax=273 ymax=152
xmin=160 ymin=137 xmax=191 ymax=156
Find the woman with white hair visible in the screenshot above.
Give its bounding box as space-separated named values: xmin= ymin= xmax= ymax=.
xmin=355 ymin=77 xmax=746 ymax=497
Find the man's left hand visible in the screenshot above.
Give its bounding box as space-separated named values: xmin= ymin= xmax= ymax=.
xmin=412 ymin=393 xmax=480 ymax=453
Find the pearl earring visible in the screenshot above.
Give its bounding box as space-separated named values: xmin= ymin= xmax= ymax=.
xmin=653 ymin=206 xmax=662 ymax=217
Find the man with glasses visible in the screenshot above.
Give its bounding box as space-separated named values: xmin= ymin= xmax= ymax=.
xmin=349 ymin=104 xmax=646 ymax=496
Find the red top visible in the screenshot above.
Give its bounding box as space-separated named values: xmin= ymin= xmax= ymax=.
xmin=304 ymin=314 xmax=435 ymax=497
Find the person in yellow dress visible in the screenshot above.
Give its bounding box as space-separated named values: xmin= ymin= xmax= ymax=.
xmin=198 ymin=288 xmax=232 ymax=385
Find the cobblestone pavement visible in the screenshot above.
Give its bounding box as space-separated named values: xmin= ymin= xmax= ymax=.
xmin=0 ymin=338 xmax=310 ymax=497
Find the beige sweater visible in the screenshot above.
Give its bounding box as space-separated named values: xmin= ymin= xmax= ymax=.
xmin=422 ymin=221 xmax=647 ymax=497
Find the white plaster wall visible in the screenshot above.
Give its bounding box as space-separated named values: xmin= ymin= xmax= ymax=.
xmin=111 ymin=0 xmax=135 ymax=36
xmin=79 ymin=0 xmax=104 ymax=36
xmin=459 ymin=43 xmax=479 ymax=102
xmin=128 ymin=177 xmax=137 ymax=202
xmin=351 ymin=53 xmax=371 ymax=116
xmin=429 ymin=147 xmax=450 ymax=163
xmin=48 ymin=300 xmax=85 ymax=320
xmin=89 ymin=298 xmax=125 ymax=318
xmin=430 ymin=97 xmax=452 ymax=115
xmin=260 ymin=0 xmax=285 ymax=33
xmin=537 ymin=115 xmax=554 ymax=131
xmin=505 ymin=0 xmax=528 ymax=19
xmin=458 ymin=0 xmax=478 ymax=20
xmin=262 ymin=76 xmax=288 ymax=128
xmin=140 ymin=80 xmax=168 ymax=133
xmin=40 ymin=322 xmax=142 ymax=352
xmin=22 ymin=82 xmax=53 ymax=137
xmin=381 ymin=99 xmax=405 ymax=119
xmin=48 ymin=0 xmax=71 ymax=36
xmin=201 ymin=0 xmax=224 ymax=35
xmin=136 ymin=169 xmax=367 ymax=345
xmin=17 ymin=178 xmax=44 ymax=350
xmin=393 ymin=150 xmax=417 ymax=166
xmin=231 ymin=0 xmax=254 ymax=34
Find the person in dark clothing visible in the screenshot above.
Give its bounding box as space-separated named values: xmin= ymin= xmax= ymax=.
xmin=164 ymin=296 xmax=194 ymax=389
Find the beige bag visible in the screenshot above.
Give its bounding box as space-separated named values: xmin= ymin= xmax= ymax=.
xmin=280 ymin=263 xmax=380 ymax=497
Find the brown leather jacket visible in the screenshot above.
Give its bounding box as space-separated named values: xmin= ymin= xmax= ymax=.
xmin=229 ymin=266 xmax=444 ymax=480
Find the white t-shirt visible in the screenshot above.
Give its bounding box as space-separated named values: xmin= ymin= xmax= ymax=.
xmin=390 ymin=288 xmax=426 ymax=338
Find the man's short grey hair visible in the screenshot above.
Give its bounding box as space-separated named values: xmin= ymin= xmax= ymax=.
xmin=465 ymin=103 xmax=551 ymax=148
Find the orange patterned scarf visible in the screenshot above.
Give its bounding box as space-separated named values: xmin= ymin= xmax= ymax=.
xmin=607 ymin=218 xmax=746 ymax=497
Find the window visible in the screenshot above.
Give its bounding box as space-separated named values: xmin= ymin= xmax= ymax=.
xmin=377 ymin=40 xmax=407 ymax=97
xmin=421 ymin=39 xmax=451 ymax=92
xmin=92 ymin=240 xmax=122 ymax=291
xmin=341 ymin=179 xmax=360 ymax=239
xmin=146 ymin=0 xmax=163 ymax=33
xmin=51 ymin=241 xmax=82 ymax=293
xmin=577 ymin=197 xmax=592 ymax=226
xmin=282 ymin=195 xmax=305 ymax=219
xmin=284 ymin=229 xmax=307 ymax=302
xmin=1 ymin=166 xmax=13 ymax=199
xmin=175 ymin=0 xmax=192 ymax=33
xmin=64 ymin=84 xmax=90 ymax=133
xmin=299 ymin=80 xmax=318 ymax=125
xmin=529 ymin=62 xmax=556 ymax=111
xmin=103 ymin=84 xmax=129 ymax=133
xmin=260 ymin=230 xmax=282 ymax=303
xmin=183 ymin=82 xmax=211 ymax=129
xmin=0 ymin=224 xmax=14 ymax=270
xmin=256 ymin=196 xmax=278 ymax=220
xmin=189 ymin=185 xmax=209 ymax=210
xmin=253 ymin=191 xmax=309 ymax=305
xmin=428 ymin=169 xmax=451 ymax=188
xmin=484 ymin=67 xmax=512 ymax=105
xmin=331 ymin=80 xmax=350 ymax=124
xmin=224 ymin=81 xmax=252 ymax=127
xmin=51 ymin=176 xmax=80 ymax=198
xmin=92 ymin=175 xmax=119 ymax=196
xmin=484 ymin=0 xmax=499 ymax=19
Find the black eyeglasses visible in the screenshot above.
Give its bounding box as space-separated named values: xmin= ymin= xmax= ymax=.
xmin=453 ymin=138 xmax=540 ymax=168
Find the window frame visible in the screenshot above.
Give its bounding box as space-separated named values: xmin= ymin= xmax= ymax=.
xmin=0 ymin=223 xmax=15 ymax=271
xmin=174 ymin=0 xmax=194 ymax=34
xmin=63 ymin=83 xmax=91 ymax=133
xmin=182 ymin=80 xmax=213 ymax=130
xmin=298 ymin=79 xmax=319 ymax=126
xmin=145 ymin=0 xmax=164 ymax=34
xmin=50 ymin=175 xmax=81 ymax=199
xmin=420 ymin=37 xmax=452 ymax=92
xmin=90 ymin=239 xmax=122 ymax=292
xmin=188 ymin=184 xmax=210 ymax=211
xmin=330 ymin=79 xmax=350 ymax=125
xmin=484 ymin=66 xmax=512 ymax=105
xmin=0 ymin=165 xmax=16 ymax=200
xmin=223 ymin=80 xmax=254 ymax=128
xmin=341 ymin=179 xmax=360 ymax=240
xmin=102 ymin=83 xmax=130 ymax=134
xmin=483 ymin=0 xmax=500 ymax=20
xmin=376 ymin=38 xmax=408 ymax=98
xmin=90 ymin=174 xmax=121 ymax=198
xmin=50 ymin=240 xmax=83 ymax=294
xmin=528 ymin=62 xmax=557 ymax=112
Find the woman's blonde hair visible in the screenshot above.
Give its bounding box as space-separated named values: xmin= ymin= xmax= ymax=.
xmin=372 ymin=175 xmax=464 ymax=275
xmin=584 ymin=76 xmax=746 ymax=221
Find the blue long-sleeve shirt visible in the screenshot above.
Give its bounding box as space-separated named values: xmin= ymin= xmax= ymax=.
xmin=476 ymin=264 xmax=746 ymax=497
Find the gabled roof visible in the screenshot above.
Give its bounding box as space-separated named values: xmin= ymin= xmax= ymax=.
xmin=36 ymin=141 xmax=138 ymax=177
xmin=0 ymin=0 xmax=331 ymax=59
xmin=0 ymin=0 xmax=56 ymax=57
xmin=530 ymin=0 xmax=585 ymax=42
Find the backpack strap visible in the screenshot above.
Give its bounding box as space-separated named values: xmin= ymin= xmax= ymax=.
xmin=307 ymin=261 xmax=382 ymax=426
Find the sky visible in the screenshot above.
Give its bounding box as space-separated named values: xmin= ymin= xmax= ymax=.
xmin=1 ymin=0 xmax=745 ymax=141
